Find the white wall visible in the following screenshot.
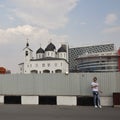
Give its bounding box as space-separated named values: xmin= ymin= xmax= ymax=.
xmin=24 ymin=60 xmax=68 ymax=74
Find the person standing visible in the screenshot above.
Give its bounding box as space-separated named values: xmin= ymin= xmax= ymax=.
xmin=91 ymin=77 xmax=102 ymax=108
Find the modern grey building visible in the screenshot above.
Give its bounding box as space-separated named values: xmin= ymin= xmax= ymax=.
xmin=76 ymin=50 xmax=120 ymax=72
xmin=68 ymin=44 xmax=115 ymax=72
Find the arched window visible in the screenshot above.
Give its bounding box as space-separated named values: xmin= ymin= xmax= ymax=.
xmin=43 ymin=70 xmax=50 ymax=73
xmin=55 ymin=69 xmax=62 ymax=73
xmin=31 ymin=70 xmax=38 ymax=74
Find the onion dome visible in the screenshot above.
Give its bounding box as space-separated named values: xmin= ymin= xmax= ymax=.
xmin=45 ymin=42 xmax=56 ymax=51
xmin=36 ymin=47 xmax=45 ymax=54
xmin=58 ymin=46 xmax=66 ymax=52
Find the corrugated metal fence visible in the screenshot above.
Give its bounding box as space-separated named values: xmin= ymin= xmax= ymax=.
xmin=0 ymin=72 xmax=120 ymax=96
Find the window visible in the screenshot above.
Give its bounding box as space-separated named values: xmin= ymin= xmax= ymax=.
xmin=64 ymin=53 xmax=66 ymax=57
xmin=36 ymin=64 xmax=38 ymax=67
xmin=55 ymin=69 xmax=62 ymax=73
xmin=55 ymin=63 xmax=57 ymax=67
xmin=25 ymin=51 xmax=28 ymax=56
xmin=31 ymin=70 xmax=38 ymax=74
xmin=61 ymin=53 xmax=62 ymax=57
xmin=43 ymin=70 xmax=50 ymax=73
xmin=47 ymin=63 xmax=50 ymax=67
xmin=42 ymin=63 xmax=45 ymax=67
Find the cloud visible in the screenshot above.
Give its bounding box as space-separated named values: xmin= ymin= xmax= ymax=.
xmin=105 ymin=13 xmax=118 ymax=25
xmin=0 ymin=25 xmax=68 ymax=48
xmin=103 ymin=26 xmax=120 ymax=33
xmin=8 ymin=16 xmax=15 ymax=21
xmin=10 ymin=0 xmax=78 ymax=29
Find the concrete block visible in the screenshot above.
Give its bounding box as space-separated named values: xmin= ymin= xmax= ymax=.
xmin=57 ymin=96 xmax=77 ymax=106
xmin=101 ymin=97 xmax=113 ymax=106
xmin=22 ymin=96 xmax=38 ymax=105
xmin=0 ymin=95 xmax=4 ymax=104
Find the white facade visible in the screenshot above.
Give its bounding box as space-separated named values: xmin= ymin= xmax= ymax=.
xmin=19 ymin=42 xmax=69 ymax=74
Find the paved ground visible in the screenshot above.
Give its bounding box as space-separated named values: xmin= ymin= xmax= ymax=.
xmin=0 ymin=105 xmax=120 ymax=120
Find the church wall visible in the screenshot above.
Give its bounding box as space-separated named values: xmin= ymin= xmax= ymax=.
xmin=24 ymin=60 xmax=68 ymax=74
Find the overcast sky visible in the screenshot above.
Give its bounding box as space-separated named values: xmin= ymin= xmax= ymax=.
xmin=0 ymin=0 xmax=120 ymax=73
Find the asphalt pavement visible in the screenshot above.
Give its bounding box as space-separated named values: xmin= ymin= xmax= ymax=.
xmin=0 ymin=105 xmax=120 ymax=120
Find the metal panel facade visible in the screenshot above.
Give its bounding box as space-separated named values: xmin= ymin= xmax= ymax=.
xmin=69 ymin=44 xmax=114 ymax=72
xmin=0 ymin=72 xmax=119 ymax=96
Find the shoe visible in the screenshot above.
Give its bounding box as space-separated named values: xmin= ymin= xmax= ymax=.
xmin=94 ymin=105 xmax=98 ymax=108
xmin=98 ymin=105 xmax=102 ymax=108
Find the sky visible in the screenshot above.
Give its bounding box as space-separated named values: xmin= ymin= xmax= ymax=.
xmin=0 ymin=0 xmax=120 ymax=73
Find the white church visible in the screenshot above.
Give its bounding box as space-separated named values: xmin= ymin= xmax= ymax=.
xmin=19 ymin=42 xmax=69 ymax=74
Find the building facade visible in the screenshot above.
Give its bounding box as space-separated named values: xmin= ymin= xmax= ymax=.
xmin=19 ymin=42 xmax=69 ymax=74
xmin=76 ymin=50 xmax=120 ymax=72
xmin=68 ymin=44 xmax=115 ymax=72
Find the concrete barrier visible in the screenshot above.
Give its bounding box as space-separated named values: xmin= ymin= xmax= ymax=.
xmin=22 ymin=96 xmax=39 ymax=105
xmin=0 ymin=95 xmax=114 ymax=106
xmin=57 ymin=96 xmax=77 ymax=106
xmin=0 ymin=95 xmax=4 ymax=104
xmin=101 ymin=97 xmax=113 ymax=106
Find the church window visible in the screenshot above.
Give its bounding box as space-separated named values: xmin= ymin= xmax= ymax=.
xmin=64 ymin=53 xmax=66 ymax=57
xmin=36 ymin=64 xmax=38 ymax=67
xmin=47 ymin=63 xmax=50 ymax=67
xmin=55 ymin=63 xmax=57 ymax=67
xmin=60 ymin=53 xmax=62 ymax=57
xmin=26 ymin=51 xmax=28 ymax=56
xmin=42 ymin=63 xmax=45 ymax=67
xmin=51 ymin=52 xmax=53 ymax=56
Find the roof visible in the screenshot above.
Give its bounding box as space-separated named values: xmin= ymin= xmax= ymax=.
xmin=23 ymin=42 xmax=33 ymax=51
xmin=23 ymin=47 xmax=33 ymax=51
xmin=58 ymin=46 xmax=66 ymax=52
xmin=30 ymin=57 xmax=68 ymax=62
xmin=18 ymin=63 xmax=24 ymax=65
xmin=45 ymin=42 xmax=56 ymax=51
xmin=36 ymin=47 xmax=45 ymax=53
